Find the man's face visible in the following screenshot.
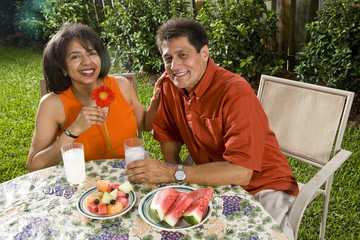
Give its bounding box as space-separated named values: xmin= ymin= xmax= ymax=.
xmin=161 ymin=36 xmax=209 ymax=93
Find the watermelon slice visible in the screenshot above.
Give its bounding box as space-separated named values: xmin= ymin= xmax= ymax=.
xmin=98 ymin=203 xmax=108 ymax=215
xmin=149 ymin=187 xmax=180 ymax=223
xmin=163 ymin=192 xmax=193 ymax=227
xmin=182 ymin=187 xmax=213 ymax=225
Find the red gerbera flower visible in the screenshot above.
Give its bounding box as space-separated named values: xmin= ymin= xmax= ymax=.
xmin=91 ymin=85 xmax=116 ymax=158
xmin=91 ymin=85 xmax=115 ymax=108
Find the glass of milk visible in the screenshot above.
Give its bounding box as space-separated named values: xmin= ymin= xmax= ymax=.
xmin=124 ymin=138 xmax=145 ymax=165
xmin=61 ymin=142 xmax=86 ymax=186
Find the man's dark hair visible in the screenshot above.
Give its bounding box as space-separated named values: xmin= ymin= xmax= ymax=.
xmin=156 ymin=18 xmax=209 ymax=54
xmin=42 ymin=22 xmax=111 ymax=94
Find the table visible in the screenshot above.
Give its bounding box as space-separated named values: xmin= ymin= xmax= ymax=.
xmin=0 ymin=159 xmax=286 ymax=240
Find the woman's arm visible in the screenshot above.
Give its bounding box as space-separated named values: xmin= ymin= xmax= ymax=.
xmin=27 ymin=93 xmax=107 ymax=172
xmin=117 ymin=73 xmax=165 ymax=132
xmin=27 ymin=94 xmax=72 ymax=171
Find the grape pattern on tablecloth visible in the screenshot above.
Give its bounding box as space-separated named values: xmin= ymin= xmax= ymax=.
xmin=0 ymin=159 xmax=286 ymax=240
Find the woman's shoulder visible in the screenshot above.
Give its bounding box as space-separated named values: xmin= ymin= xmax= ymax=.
xmin=107 ymin=75 xmax=134 ymax=102
xmin=108 ymin=75 xmax=132 ymax=89
xmin=38 ymin=92 xmax=63 ymax=110
xmin=36 ymin=92 xmax=65 ymax=126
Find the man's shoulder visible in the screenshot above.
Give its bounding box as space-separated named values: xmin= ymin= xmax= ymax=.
xmin=213 ymin=67 xmax=253 ymax=94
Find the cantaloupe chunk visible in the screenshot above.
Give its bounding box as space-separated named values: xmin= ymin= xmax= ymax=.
xmin=107 ymin=202 xmax=123 ymax=215
xmin=96 ymin=180 xmax=110 ymax=192
xmin=85 ymin=194 xmax=101 ymax=206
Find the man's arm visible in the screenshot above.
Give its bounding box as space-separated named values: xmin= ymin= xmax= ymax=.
xmin=126 ymin=139 xmax=253 ymax=186
xmin=183 ymin=161 xmax=253 ymax=186
xmin=160 ymin=141 xmax=253 ymax=186
xmin=160 ymin=141 xmax=182 ymax=164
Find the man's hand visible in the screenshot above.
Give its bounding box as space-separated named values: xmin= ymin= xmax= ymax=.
xmin=125 ymin=158 xmax=175 ymax=184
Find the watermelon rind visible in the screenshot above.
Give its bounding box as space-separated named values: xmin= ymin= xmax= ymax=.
xmin=182 ymin=188 xmax=213 ymax=225
xmin=149 ymin=188 xmax=179 ymax=223
xmin=149 ymin=191 xmax=165 ymax=222
xmin=163 ymin=192 xmax=193 ymax=227
xmin=149 ymin=208 xmax=162 ymax=223
xmin=182 ymin=214 xmax=200 ymax=225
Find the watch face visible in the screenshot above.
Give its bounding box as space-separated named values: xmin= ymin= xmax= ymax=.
xmin=175 ymin=171 xmax=185 ymax=181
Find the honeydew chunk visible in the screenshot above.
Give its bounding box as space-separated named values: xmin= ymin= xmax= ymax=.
xmin=118 ymin=181 xmax=133 ymax=193
xmin=109 ymin=189 xmax=118 ymax=198
xmin=102 ymin=191 xmax=116 ymax=204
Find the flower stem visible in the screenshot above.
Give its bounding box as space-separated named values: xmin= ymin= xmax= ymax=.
xmin=104 ymin=123 xmax=115 ymax=159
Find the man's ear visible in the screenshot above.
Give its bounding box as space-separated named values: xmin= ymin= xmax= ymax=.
xmin=201 ymin=45 xmax=210 ymax=62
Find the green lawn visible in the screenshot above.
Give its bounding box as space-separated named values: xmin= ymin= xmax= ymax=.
xmin=0 ymin=45 xmax=359 ymax=239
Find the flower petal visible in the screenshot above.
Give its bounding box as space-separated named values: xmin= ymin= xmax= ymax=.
xmin=91 ymin=85 xmax=116 ymax=108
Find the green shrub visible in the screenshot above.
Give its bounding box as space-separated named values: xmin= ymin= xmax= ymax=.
xmin=196 ymin=0 xmax=284 ymax=84
xmin=101 ymin=0 xmax=193 ymax=74
xmin=0 ymin=0 xmax=19 ymax=37
xmin=41 ymin=0 xmax=106 ymax=39
xmin=15 ymin=0 xmax=46 ymax=43
xmin=294 ymin=0 xmax=360 ymax=92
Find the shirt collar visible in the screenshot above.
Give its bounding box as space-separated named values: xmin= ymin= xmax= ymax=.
xmin=177 ymin=58 xmax=217 ymax=100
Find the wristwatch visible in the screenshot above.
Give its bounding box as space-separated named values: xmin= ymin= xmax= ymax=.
xmin=174 ymin=164 xmax=186 ymax=184
xmin=64 ymin=129 xmax=79 ymax=139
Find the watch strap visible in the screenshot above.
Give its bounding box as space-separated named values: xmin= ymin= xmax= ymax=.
xmin=64 ymin=129 xmax=79 ymax=139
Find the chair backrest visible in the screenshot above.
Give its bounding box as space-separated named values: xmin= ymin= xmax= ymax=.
xmin=257 ymin=75 xmax=354 ymax=167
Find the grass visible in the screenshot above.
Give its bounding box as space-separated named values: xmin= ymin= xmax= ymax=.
xmin=1 ymin=45 xmax=359 ymax=239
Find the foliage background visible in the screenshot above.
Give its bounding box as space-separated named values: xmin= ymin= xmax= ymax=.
xmin=101 ymin=0 xmax=193 ymax=73
xmin=2 ymin=0 xmax=284 ymax=85
xmin=294 ymin=0 xmax=360 ymax=92
xmin=196 ymin=0 xmax=284 ymax=84
xmin=3 ymin=0 xmax=359 ymax=92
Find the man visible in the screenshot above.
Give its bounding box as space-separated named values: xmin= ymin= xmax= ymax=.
xmin=126 ymin=18 xmax=298 ymax=239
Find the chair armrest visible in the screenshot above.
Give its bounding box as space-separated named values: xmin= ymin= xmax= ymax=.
xmin=288 ymin=149 xmax=352 ymax=236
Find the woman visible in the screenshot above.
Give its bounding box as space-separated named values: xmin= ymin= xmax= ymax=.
xmin=27 ymin=22 xmax=162 ymax=172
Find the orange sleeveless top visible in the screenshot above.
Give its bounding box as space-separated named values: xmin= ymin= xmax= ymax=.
xmin=58 ymin=75 xmax=138 ymax=160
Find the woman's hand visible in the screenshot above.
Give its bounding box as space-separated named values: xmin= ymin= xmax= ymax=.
xmin=150 ymin=72 xmax=166 ymax=103
xmin=69 ymin=106 xmax=107 ymax=136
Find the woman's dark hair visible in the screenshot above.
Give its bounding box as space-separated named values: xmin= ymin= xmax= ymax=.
xmin=156 ymin=18 xmax=209 ymax=54
xmin=43 ymin=22 xmax=111 ymax=94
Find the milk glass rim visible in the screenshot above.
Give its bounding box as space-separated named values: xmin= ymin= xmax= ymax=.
xmin=124 ymin=138 xmax=145 ymax=148
xmin=61 ymin=142 xmax=84 ymax=153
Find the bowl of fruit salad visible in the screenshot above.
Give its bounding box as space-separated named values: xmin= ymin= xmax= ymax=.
xmin=77 ymin=180 xmax=136 ymax=220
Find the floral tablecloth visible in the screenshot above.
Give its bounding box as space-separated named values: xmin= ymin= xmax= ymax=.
xmin=0 ymin=159 xmax=286 ymax=240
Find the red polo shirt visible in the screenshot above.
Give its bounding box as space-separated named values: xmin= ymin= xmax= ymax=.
xmin=153 ymin=58 xmax=299 ymax=196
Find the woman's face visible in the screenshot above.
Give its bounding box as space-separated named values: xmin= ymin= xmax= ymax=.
xmin=64 ymin=38 xmax=101 ymax=87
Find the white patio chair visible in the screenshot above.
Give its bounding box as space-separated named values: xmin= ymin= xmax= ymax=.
xmin=40 ymin=73 xmax=142 ymax=138
xmin=257 ymin=74 xmax=354 ymax=239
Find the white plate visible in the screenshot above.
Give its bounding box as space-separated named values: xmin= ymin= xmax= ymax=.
xmin=138 ymin=185 xmax=212 ymax=231
xmin=77 ymin=186 xmax=136 ymax=220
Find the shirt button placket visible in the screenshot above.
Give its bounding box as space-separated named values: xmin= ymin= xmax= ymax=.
xmin=186 ymin=100 xmax=192 ymax=129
